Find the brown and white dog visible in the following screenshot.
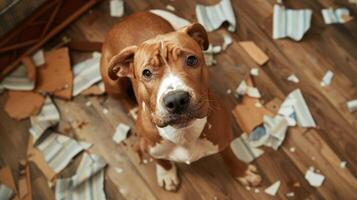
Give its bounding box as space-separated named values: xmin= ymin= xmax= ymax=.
xmin=100 ymin=12 xmax=261 ymax=191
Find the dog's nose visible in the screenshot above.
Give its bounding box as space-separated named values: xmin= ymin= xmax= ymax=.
xmin=163 ymin=90 xmax=190 ymax=114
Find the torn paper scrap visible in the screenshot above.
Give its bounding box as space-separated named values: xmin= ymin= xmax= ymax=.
xmin=305 ymin=167 xmax=325 ymax=187
xmin=230 ymin=133 xmax=264 ymax=163
xmin=222 ymin=34 xmax=233 ymax=50
xmin=29 ymin=97 xmax=60 ymax=143
xmin=247 ymin=87 xmax=261 ymax=98
xmin=278 ymin=89 xmax=316 ymax=128
xmin=150 ymin=9 xmax=190 ymax=30
xmin=4 ymin=91 xmax=44 ymax=120
xmin=239 ymin=41 xmax=269 ymax=66
xmin=166 ymin=5 xmax=175 ymax=12
xmin=346 ymin=99 xmax=357 ymax=112
xmin=320 ymin=70 xmax=333 ymax=87
xmin=81 ymin=81 xmax=105 ymax=96
xmin=196 ymin=0 xmax=236 ymax=32
xmin=110 ymin=0 xmax=124 ymax=17
xmin=287 ymin=74 xmax=299 ymax=83
xmin=249 ymin=115 xmax=288 ymax=150
xmin=273 ymin=5 xmax=312 ymax=41
xmin=37 ymin=133 xmax=85 ymax=174
xmin=250 ymin=68 xmax=259 ymax=76
xmin=129 ymin=107 xmax=139 ymax=120
xmin=340 ymin=161 xmax=347 ymax=168
xmin=0 ymin=184 xmax=14 ymax=200
xmin=113 ymin=123 xmax=131 ymax=144
xmin=0 ymin=65 xmax=35 ymax=91
xmin=72 ymin=57 xmax=102 ymax=96
xmin=36 ymin=48 xmax=73 ymax=100
xmin=235 ymin=80 xmax=261 ymax=98
xmin=264 ymin=181 xmax=281 ymax=196
xmin=322 ymin=8 xmax=351 ymax=24
xmin=55 ymin=153 xmax=106 ymax=200
xmin=32 ymin=49 xmax=45 ymax=67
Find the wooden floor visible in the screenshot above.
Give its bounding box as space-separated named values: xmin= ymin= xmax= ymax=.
xmin=1 ymin=0 xmax=357 ymax=199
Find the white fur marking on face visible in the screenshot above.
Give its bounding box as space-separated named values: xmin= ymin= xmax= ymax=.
xmin=156 ymin=162 xmax=179 ymax=191
xmin=156 ymin=73 xmax=192 ymax=114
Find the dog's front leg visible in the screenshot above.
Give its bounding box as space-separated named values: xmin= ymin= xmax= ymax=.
xmin=220 ymin=146 xmax=262 ymax=187
xmin=155 ymin=159 xmax=180 ymax=191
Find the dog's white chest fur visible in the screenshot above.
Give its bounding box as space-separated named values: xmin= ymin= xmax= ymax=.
xmin=149 ymin=117 xmax=219 ymax=163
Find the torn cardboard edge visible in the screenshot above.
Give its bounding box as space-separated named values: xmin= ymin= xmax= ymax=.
xmin=0 ymin=166 xmax=19 ymax=200
xmin=4 ymin=91 xmax=45 ymax=120
xmin=273 ymin=4 xmax=312 ymax=41
xmin=112 ymin=123 xmax=131 ymax=144
xmin=0 ymin=65 xmax=35 ymax=91
xmin=196 ymin=0 xmax=236 ymax=32
xmin=230 ymin=133 xmax=264 ymax=163
xmin=150 ymin=9 xmax=190 ymax=30
xmin=322 ymin=8 xmax=352 ymax=24
xmin=239 ymin=41 xmax=269 ymax=66
xmin=72 ymin=57 xmax=102 ymax=96
xmin=32 ymin=49 xmax=45 ymax=67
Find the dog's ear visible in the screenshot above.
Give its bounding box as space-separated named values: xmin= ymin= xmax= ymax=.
xmin=180 ymin=23 xmax=209 ymax=50
xmin=108 ymin=45 xmax=138 ymax=80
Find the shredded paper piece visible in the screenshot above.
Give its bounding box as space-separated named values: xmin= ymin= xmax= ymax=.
xmin=236 ymin=80 xmax=261 ymax=99
xmin=250 ymin=68 xmax=259 ymax=76
xmin=287 ymin=74 xmax=299 ymax=83
xmin=112 ymin=123 xmax=131 ymax=144
xmin=166 ymin=5 xmax=175 ymax=12
xmin=0 ymin=65 xmax=35 ymax=91
xmin=346 ymin=99 xmax=357 ymax=112
xmin=150 ymin=9 xmax=190 ymax=30
xmin=196 ymin=0 xmax=236 ymax=32
xmin=264 ymin=181 xmax=281 ymax=196
xmin=0 ymin=184 xmax=14 ymax=200
xmin=305 ymin=167 xmax=325 ymax=187
xmin=72 ymin=57 xmax=102 ymax=96
xmin=37 ymin=133 xmax=85 ymax=173
xmin=322 ymin=8 xmax=351 ymax=24
xmin=56 ymin=153 xmax=106 ymax=200
xmin=230 ymin=133 xmax=264 ymax=163
xmin=110 ymin=0 xmax=124 ymax=17
xmin=32 ymin=49 xmax=45 ymax=66
xmin=29 ymin=97 xmax=60 ymax=143
xmin=222 ymin=34 xmax=233 ymax=50
xmin=278 ymin=89 xmax=316 ymax=128
xmin=320 ymin=70 xmax=334 ymax=87
xmin=273 ymin=4 xmax=312 ymax=41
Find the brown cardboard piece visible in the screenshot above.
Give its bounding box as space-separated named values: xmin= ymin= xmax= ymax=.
xmin=21 ymin=57 xmax=36 ymax=81
xmin=27 ymin=137 xmax=56 ymax=182
xmin=239 ymin=41 xmax=269 ymax=66
xmin=0 ymin=166 xmax=19 ymax=200
xmin=36 ymin=48 xmax=73 ymax=100
xmin=4 ymin=91 xmax=45 ymax=120
xmin=81 ymin=85 xmax=104 ymax=96
xmin=232 ymin=78 xmax=273 ymax=133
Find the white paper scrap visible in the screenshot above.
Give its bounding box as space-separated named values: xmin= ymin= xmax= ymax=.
xmin=0 ymin=65 xmax=35 ymax=91
xmin=320 ymin=70 xmax=334 ymax=87
xmin=273 ymin=5 xmax=312 ymax=41
xmin=37 ymin=133 xmax=85 ymax=173
xmin=166 ymin=4 xmax=175 ymax=12
xmin=278 ymin=89 xmax=316 ymax=128
xmin=113 ymin=123 xmax=131 ymax=144
xmin=247 ymin=87 xmax=261 ymax=98
xmin=287 ymin=74 xmax=299 ymax=83
xmin=250 ymin=68 xmax=259 ymax=76
xmin=264 ymin=181 xmax=281 ymax=196
xmin=0 ymin=184 xmax=14 ymax=200
xmin=29 ymin=97 xmax=60 ymax=143
xmin=32 ymin=49 xmax=45 ymax=66
xmin=340 ymin=161 xmax=347 ymax=168
xmin=72 ymin=57 xmax=102 ymax=96
xmin=322 ymin=8 xmax=351 ymax=24
xmin=346 ymin=99 xmax=357 ymax=112
xmin=286 ymin=192 xmax=295 ymax=197
xmin=230 ymin=133 xmax=264 ymax=163
xmin=222 ymin=34 xmax=233 ymax=50
xmin=196 ymin=0 xmax=236 ymax=32
xmin=150 ymin=9 xmax=190 ymax=30
xmin=55 ymin=154 xmax=106 ymax=200
xmin=305 ymin=167 xmax=325 ymax=187
xmin=110 ymin=0 xmax=124 ymax=17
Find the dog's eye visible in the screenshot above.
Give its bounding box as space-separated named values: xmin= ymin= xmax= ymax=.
xmin=186 ymin=55 xmax=198 ymax=66
xmin=142 ymin=69 xmax=152 ymax=79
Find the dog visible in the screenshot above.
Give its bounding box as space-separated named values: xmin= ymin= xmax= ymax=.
xmin=100 ymin=12 xmax=261 ymax=191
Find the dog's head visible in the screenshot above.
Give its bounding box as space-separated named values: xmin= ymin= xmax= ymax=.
xmin=108 ymin=23 xmax=209 ymax=128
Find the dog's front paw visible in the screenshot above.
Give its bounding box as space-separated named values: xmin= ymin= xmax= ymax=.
xmin=156 ymin=163 xmax=180 ymax=191
xmin=236 ymin=165 xmax=262 ymax=187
